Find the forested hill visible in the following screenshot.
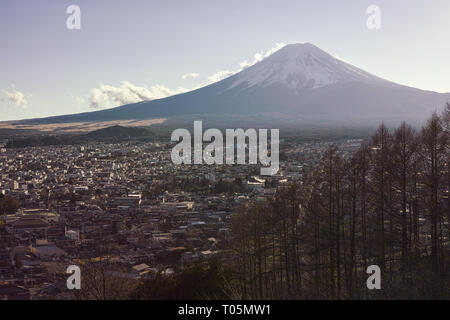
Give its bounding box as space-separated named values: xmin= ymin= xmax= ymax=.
xmin=4 ymin=125 xmax=154 ymax=148
xmin=84 ymin=125 xmax=153 ymax=139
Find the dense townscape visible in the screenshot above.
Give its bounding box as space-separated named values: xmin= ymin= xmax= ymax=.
xmin=0 ymin=136 xmax=362 ymax=299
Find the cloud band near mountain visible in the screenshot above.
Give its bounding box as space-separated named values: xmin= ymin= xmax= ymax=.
xmin=88 ymin=81 xmax=188 ymax=109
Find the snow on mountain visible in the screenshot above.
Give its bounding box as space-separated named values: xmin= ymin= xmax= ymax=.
xmin=16 ymin=43 xmax=450 ymax=126
xmin=230 ymin=43 xmax=383 ymax=90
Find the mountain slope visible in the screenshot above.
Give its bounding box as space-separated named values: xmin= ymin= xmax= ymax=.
xmin=230 ymin=43 xmax=385 ymax=90
xmin=18 ymin=43 xmax=450 ymax=126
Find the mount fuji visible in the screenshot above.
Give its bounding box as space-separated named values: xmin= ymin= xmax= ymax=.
xmin=18 ymin=43 xmax=450 ymax=126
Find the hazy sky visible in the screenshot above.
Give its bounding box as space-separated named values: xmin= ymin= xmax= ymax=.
xmin=1 ymin=0 xmax=449 ymax=121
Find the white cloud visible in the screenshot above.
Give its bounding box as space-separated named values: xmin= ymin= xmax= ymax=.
xmin=263 ymin=43 xmax=286 ymax=58
xmin=82 ymin=43 xmax=289 ymax=110
xmin=240 ymin=42 xmax=286 ymax=69
xmin=207 ymin=70 xmax=235 ymax=83
xmin=2 ymin=87 xmax=28 ymax=108
xmin=88 ymin=81 xmax=188 ymax=109
xmin=206 ymin=43 xmax=286 ymax=83
xmin=182 ymin=72 xmax=200 ymax=80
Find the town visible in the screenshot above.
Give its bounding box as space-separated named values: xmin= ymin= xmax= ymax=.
xmin=0 ymin=136 xmax=362 ymax=299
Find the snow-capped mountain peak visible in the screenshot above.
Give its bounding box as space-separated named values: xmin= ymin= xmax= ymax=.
xmin=230 ymin=43 xmax=382 ymax=90
xmin=19 ymin=42 xmax=449 ymax=126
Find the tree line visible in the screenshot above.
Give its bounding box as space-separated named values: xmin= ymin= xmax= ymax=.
xmin=228 ymin=105 xmax=450 ymax=299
